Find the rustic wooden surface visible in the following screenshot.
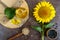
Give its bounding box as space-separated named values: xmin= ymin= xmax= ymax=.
xmin=0 ymin=0 xmax=60 ymax=40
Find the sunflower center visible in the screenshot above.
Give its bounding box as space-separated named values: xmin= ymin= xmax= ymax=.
xmin=38 ymin=7 xmax=50 ymax=19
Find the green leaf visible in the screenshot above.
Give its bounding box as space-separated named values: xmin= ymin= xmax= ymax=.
xmin=45 ymin=23 xmax=55 ymax=28
xmin=4 ymin=7 xmax=16 ymax=19
xmin=31 ymin=26 xmax=43 ymax=32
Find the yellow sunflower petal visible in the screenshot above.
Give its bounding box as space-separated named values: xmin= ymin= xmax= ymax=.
xmin=41 ymin=1 xmax=45 ymax=6
xmin=38 ymin=3 xmax=41 ymax=7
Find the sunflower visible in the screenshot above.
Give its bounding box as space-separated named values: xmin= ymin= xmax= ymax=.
xmin=33 ymin=1 xmax=56 ymax=23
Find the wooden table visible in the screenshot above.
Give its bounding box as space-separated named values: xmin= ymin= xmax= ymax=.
xmin=0 ymin=0 xmax=60 ymax=40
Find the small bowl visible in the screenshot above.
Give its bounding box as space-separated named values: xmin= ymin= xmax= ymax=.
xmin=46 ymin=28 xmax=57 ymax=40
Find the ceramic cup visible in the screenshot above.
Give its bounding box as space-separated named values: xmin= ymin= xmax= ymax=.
xmin=46 ymin=28 xmax=57 ymax=40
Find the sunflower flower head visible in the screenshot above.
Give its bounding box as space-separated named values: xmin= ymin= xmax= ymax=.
xmin=33 ymin=1 xmax=56 ymax=23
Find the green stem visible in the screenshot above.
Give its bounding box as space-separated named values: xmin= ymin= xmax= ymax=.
xmin=41 ymin=24 xmax=44 ymax=40
xmin=42 ymin=31 xmax=44 ymax=40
